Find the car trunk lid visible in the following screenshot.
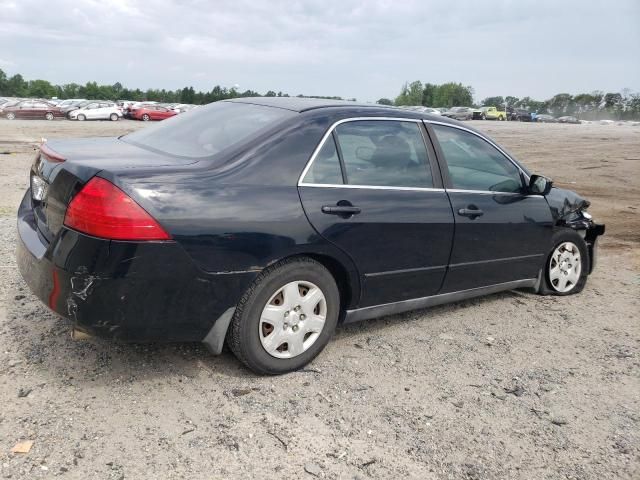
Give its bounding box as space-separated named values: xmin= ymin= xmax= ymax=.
xmin=30 ymin=137 xmax=197 ymax=243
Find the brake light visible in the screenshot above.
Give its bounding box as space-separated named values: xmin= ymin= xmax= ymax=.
xmin=64 ymin=177 xmax=171 ymax=241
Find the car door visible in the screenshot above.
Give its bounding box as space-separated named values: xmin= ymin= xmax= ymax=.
xmin=427 ymin=122 xmax=553 ymax=292
xmin=31 ymin=101 xmax=48 ymax=119
xmin=299 ymin=118 xmax=455 ymax=307
xmin=85 ymin=103 xmax=100 ymax=119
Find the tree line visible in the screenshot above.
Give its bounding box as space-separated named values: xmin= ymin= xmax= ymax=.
xmin=383 ymin=80 xmax=640 ymax=120
xmin=2 ymin=69 xmax=638 ymax=120
xmin=0 ymin=68 xmax=352 ymax=104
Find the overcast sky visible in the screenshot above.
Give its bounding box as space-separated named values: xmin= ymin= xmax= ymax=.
xmin=1 ymin=0 xmax=638 ymax=102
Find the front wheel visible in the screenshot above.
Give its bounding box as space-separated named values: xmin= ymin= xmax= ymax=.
xmin=6 ymin=112 xmax=15 ymax=120
xmin=227 ymin=257 xmax=340 ymax=374
xmin=539 ymin=229 xmax=589 ymax=295
xmin=77 ymin=114 xmax=86 ymax=121
xmin=141 ymin=114 xmax=150 ymax=121
xmin=45 ymin=112 xmax=54 ymax=121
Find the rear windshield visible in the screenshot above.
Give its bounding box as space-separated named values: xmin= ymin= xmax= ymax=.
xmin=122 ymin=101 xmax=295 ymax=158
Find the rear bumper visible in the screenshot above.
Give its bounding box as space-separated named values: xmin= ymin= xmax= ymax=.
xmin=16 ymin=191 xmax=255 ymax=343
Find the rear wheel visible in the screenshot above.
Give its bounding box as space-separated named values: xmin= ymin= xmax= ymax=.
xmin=110 ymin=113 xmax=119 ymax=121
xmin=6 ymin=112 xmax=15 ymax=120
xmin=77 ymin=114 xmax=86 ymax=121
xmin=539 ymin=229 xmax=589 ymax=295
xmin=227 ymin=257 xmax=340 ymax=374
xmin=142 ymin=114 xmax=150 ymax=121
xmin=45 ymin=112 xmax=54 ymax=121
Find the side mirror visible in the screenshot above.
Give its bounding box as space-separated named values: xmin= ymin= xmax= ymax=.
xmin=528 ymin=174 xmax=553 ymax=195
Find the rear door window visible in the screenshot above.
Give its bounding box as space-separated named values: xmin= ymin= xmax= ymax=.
xmin=302 ymin=134 xmax=344 ymax=185
xmin=334 ymin=120 xmax=433 ymax=188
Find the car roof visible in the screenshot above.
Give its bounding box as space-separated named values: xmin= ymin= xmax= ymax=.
xmin=224 ymin=96 xmax=395 ymax=113
xmin=221 ymin=97 xmax=468 ymax=126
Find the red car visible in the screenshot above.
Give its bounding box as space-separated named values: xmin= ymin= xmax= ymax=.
xmin=132 ymin=105 xmax=177 ymax=121
xmin=2 ymin=100 xmax=65 ymax=120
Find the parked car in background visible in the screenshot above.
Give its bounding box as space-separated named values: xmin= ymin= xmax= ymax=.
xmin=403 ymin=106 xmax=442 ymax=115
xmin=480 ymin=106 xmax=507 ymax=121
xmin=536 ymin=114 xmax=558 ymax=123
xmin=132 ymin=105 xmax=177 ymax=121
xmin=508 ymin=107 xmax=533 ymax=122
xmin=68 ymin=101 xmax=122 ymax=121
xmin=16 ymin=98 xmax=605 ymax=374
xmin=61 ymin=100 xmax=92 ymax=117
xmin=557 ymin=116 xmax=580 ymax=124
xmin=471 ymin=108 xmax=483 ymax=120
xmin=125 ymin=101 xmax=158 ymax=118
xmin=441 ymin=106 xmax=473 ymax=120
xmin=57 ymin=99 xmax=87 ymax=109
xmin=3 ymin=100 xmax=65 ymax=120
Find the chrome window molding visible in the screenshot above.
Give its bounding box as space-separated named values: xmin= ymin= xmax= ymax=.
xmin=297 ymin=116 xmax=427 ymax=188
xmin=297 ymin=116 xmax=535 ymax=195
xmin=446 ymin=188 xmax=545 ymax=198
xmin=298 ymin=182 xmax=445 ymax=192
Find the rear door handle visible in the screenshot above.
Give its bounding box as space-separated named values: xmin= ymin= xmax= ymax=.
xmin=458 ymin=207 xmax=484 ymax=218
xmin=321 ymin=205 xmax=361 ymax=215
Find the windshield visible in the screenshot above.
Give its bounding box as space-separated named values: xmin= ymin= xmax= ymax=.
xmin=123 ymin=101 xmax=295 ymax=159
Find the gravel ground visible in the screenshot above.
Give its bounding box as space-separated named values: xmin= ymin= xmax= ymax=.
xmin=0 ymin=119 xmax=638 ymax=479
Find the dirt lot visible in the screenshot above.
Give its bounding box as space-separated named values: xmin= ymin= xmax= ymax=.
xmin=0 ymin=119 xmax=638 ymax=479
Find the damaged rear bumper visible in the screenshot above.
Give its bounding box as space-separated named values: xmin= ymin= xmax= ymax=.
xmin=16 ymin=191 xmax=255 ymax=343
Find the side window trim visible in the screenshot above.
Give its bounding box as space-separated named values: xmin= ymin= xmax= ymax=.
xmin=332 ymin=130 xmax=348 ymax=184
xmin=298 ymin=116 xmax=443 ymax=191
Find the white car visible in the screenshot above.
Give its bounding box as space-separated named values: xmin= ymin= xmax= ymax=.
xmin=69 ymin=102 xmax=122 ymax=121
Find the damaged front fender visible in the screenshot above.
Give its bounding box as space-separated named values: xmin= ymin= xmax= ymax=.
xmin=545 ymin=186 xmax=605 ymax=273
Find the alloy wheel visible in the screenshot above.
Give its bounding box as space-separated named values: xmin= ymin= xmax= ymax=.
xmin=259 ymin=280 xmax=327 ymax=359
xmin=549 ymin=242 xmax=582 ymax=293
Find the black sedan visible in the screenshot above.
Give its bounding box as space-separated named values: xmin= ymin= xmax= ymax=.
xmin=17 ymin=98 xmax=604 ymax=374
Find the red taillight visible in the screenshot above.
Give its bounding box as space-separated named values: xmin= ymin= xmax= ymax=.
xmin=64 ymin=177 xmax=171 ymax=241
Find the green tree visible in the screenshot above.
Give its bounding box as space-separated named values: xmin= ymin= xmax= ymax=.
xmin=422 ymin=83 xmax=437 ymax=106
xmin=433 ymin=83 xmax=473 ymax=107
xmin=0 ymin=68 xmax=8 ymax=95
xmin=481 ymin=96 xmax=505 ymax=107
xmin=7 ymin=74 xmax=28 ymax=96
xmin=27 ymin=79 xmax=57 ymax=98
xmin=395 ymin=81 xmax=423 ymax=106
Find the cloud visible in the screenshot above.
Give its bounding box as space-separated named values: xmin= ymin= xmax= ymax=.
xmin=0 ymin=0 xmax=638 ymax=101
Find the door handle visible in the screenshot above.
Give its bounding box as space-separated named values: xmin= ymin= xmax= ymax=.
xmin=458 ymin=207 xmax=484 ymax=218
xmin=321 ymin=205 xmax=361 ymax=215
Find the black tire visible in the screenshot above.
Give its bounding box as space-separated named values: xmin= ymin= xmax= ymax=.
xmin=227 ymin=257 xmax=340 ymax=375
xmin=6 ymin=112 xmax=15 ymax=120
xmin=77 ymin=114 xmax=86 ymax=121
xmin=110 ymin=113 xmax=119 ymax=121
xmin=142 ymin=114 xmax=150 ymax=121
xmin=45 ymin=112 xmax=54 ymax=121
xmin=538 ymin=229 xmax=589 ymax=296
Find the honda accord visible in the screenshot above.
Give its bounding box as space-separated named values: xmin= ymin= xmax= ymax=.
xmin=17 ymin=98 xmax=605 ymax=374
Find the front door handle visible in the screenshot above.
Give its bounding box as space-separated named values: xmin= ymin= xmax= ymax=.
xmin=321 ymin=205 xmax=361 ymax=215
xmin=458 ymin=207 xmax=484 ymax=218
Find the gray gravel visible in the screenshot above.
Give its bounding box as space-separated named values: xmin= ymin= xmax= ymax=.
xmin=0 ymin=119 xmax=638 ymax=479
